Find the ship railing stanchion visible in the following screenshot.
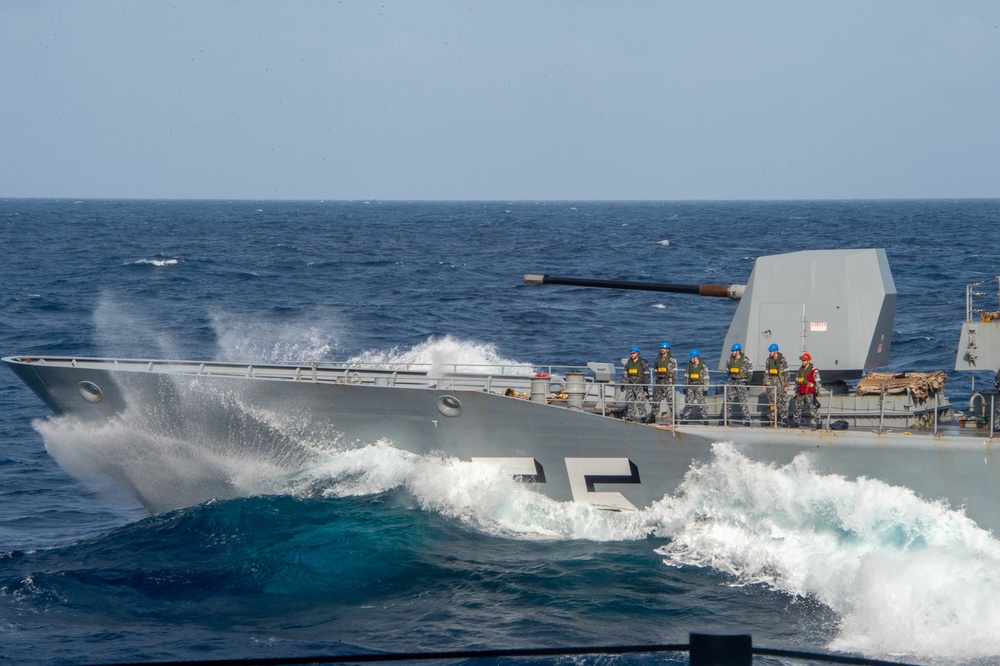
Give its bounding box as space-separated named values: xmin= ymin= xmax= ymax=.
xmin=934 ymin=391 xmax=938 ymax=435
xmin=991 ymin=394 xmax=996 ymax=437
xmin=775 ymin=386 xmax=780 ymax=429
xmin=825 ymin=388 xmax=831 ymax=429
xmin=722 ymin=384 xmax=728 ymax=427
xmin=676 ymin=385 xmax=683 ymax=425
xmin=878 ymin=377 xmax=891 ymax=434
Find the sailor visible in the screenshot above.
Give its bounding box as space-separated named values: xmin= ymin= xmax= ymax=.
xmin=620 ymin=345 xmax=650 ymax=422
xmin=788 ymin=352 xmax=822 ymax=429
xmin=681 ymin=349 xmax=709 ymax=424
xmin=762 ymin=343 xmax=789 ymax=426
xmin=726 ymin=343 xmax=753 ymax=425
xmin=650 ymin=341 xmax=678 ymax=423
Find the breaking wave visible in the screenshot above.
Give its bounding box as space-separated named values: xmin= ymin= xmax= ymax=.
xmin=125 ymin=257 xmax=178 ymax=267
xmin=652 ymin=445 xmax=1000 ymax=663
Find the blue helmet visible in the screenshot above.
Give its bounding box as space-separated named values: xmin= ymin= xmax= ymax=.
xmin=768 ymin=343 xmax=779 ymax=352
xmin=731 ymin=343 xmax=742 ymax=352
xmin=660 ymin=342 xmax=670 ymax=349
xmin=689 ymin=349 xmax=700 ymax=359
xmin=629 ymin=345 xmax=640 ymax=353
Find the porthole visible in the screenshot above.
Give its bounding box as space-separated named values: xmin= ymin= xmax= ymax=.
xmin=436 ymin=395 xmax=462 ymax=417
xmin=79 ymin=381 xmax=103 ymax=403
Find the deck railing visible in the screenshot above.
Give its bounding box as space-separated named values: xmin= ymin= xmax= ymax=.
xmin=10 ymin=356 xmax=977 ymax=433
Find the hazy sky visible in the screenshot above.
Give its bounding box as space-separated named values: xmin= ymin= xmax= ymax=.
xmin=3 ymin=2 xmax=999 ymax=200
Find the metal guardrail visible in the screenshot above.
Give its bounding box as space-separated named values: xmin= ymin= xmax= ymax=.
xmin=9 ymin=357 xmax=972 ymax=433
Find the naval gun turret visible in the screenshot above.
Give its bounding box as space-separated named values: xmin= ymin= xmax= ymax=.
xmin=526 ymin=248 xmax=896 ymax=383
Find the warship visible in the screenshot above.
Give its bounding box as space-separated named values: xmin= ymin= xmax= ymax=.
xmin=5 ymin=249 xmax=1000 ymax=531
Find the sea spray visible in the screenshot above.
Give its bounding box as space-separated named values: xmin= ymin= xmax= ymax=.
xmin=210 ymin=308 xmax=346 ymax=364
xmin=289 ymin=442 xmax=653 ymax=541
xmin=652 ymin=444 xmax=1000 ymax=662
xmin=94 ymin=295 xmax=189 ymax=361
xmin=37 ymin=416 xmax=298 ymax=513
xmin=347 ymin=335 xmax=533 ymax=376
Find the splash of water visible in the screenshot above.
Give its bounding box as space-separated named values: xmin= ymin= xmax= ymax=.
xmin=209 ymin=308 xmax=345 ymax=363
xmin=94 ymin=295 xmax=189 ymax=360
xmin=651 ymin=444 xmax=1000 ymax=663
xmin=347 ymin=335 xmax=532 ymax=376
xmin=288 ymin=442 xmax=652 ymax=541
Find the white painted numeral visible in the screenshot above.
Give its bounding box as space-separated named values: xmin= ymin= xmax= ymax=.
xmin=471 ymin=457 xmax=545 ymax=483
xmin=564 ymin=458 xmax=639 ymax=511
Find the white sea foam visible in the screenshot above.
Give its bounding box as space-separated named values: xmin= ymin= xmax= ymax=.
xmin=650 ymin=444 xmax=1000 ymax=663
xmin=126 ymin=258 xmax=178 ymax=267
xmin=658 ymin=239 xmax=670 ymax=247
xmin=287 ymin=442 xmax=652 ymax=541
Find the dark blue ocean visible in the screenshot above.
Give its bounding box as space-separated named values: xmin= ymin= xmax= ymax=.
xmin=2 ymin=199 xmax=1000 ymax=666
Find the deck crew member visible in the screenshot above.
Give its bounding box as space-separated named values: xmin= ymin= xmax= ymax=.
xmin=726 ymin=343 xmax=753 ymax=425
xmin=681 ymin=349 xmax=709 ymax=424
xmin=762 ymin=343 xmax=789 ymax=426
xmin=621 ymin=345 xmax=650 ymax=422
xmin=650 ymin=341 xmax=678 ymax=423
xmin=789 ymin=352 xmax=822 ymax=429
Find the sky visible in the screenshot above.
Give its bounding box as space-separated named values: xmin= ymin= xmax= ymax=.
xmin=2 ymin=2 xmax=999 ymax=201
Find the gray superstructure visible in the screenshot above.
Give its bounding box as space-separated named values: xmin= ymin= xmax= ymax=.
xmin=955 ymin=278 xmax=1000 ymax=372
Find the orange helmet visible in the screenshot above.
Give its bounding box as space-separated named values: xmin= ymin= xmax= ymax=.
xmin=800 ymin=352 xmax=812 ymax=361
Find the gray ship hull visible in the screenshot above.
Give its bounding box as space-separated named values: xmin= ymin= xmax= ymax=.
xmin=5 ymin=355 xmax=1000 ymax=534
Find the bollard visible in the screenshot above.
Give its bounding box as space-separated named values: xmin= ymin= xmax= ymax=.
xmin=689 ymin=633 xmax=752 ymax=666
xmin=565 ymin=371 xmax=585 ymax=410
xmin=530 ymin=374 xmax=550 ymax=403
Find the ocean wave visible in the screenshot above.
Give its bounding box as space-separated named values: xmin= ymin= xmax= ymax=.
xmin=653 ymin=444 xmax=1000 ymax=663
xmin=125 ymin=258 xmax=178 ymax=267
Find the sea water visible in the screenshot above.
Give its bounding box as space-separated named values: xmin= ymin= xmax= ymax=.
xmin=1 ymin=199 xmax=999 ymax=665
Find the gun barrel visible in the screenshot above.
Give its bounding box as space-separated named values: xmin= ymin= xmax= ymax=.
xmin=523 ymin=274 xmax=744 ymax=299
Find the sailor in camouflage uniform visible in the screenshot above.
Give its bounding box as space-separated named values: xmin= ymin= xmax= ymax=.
xmin=620 ymin=346 xmax=650 ymax=422
xmin=681 ymin=349 xmax=709 ymax=423
xmin=762 ymin=343 xmax=789 ymax=426
xmin=788 ymin=352 xmax=822 ymax=428
xmin=650 ymin=341 xmax=678 ymax=423
xmin=726 ymin=343 xmax=753 ymax=424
